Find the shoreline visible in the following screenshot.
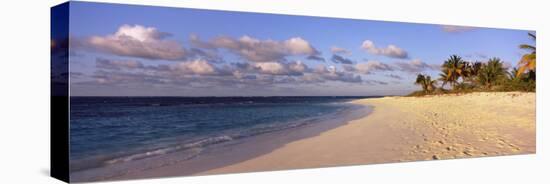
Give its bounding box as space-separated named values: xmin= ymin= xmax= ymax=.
xmin=201 ymin=92 xmax=535 ymax=175
xmin=72 ymin=101 xmax=373 ymax=182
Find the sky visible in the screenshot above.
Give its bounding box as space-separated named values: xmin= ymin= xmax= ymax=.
xmin=62 ymin=1 xmax=534 ymax=96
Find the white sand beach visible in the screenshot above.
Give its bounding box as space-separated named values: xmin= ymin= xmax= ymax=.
xmin=202 ymin=92 xmax=535 ymax=174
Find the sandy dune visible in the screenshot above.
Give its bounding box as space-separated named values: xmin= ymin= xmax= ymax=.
xmin=203 ymin=92 xmax=536 ymax=174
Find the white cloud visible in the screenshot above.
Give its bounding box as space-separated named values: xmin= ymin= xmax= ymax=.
xmin=330 ymin=46 xmax=351 ymax=55
xmin=284 ymin=37 xmax=318 ymax=55
xmin=229 ymin=60 xmax=309 ymax=76
xmin=312 ymin=65 xmax=362 ymax=83
xmin=361 ymin=40 xmax=408 ymax=59
xmin=87 ymin=24 xmax=186 ymax=60
xmin=288 ymin=61 xmax=308 ymax=73
xmin=441 ymin=25 xmax=476 ymax=33
xmin=254 ymin=62 xmax=287 ymax=75
xmin=250 ymin=61 xmax=310 ymax=76
xmin=173 ymin=59 xmax=217 ymax=75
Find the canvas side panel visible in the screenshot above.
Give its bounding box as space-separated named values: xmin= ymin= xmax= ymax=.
xmin=51 ymin=2 xmax=70 ymax=183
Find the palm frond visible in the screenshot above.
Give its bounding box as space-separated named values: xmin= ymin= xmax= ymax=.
xmin=528 ymin=32 xmax=536 ymax=40
xmin=517 ymin=54 xmax=536 ymax=77
xmin=519 ymin=44 xmax=536 ymax=52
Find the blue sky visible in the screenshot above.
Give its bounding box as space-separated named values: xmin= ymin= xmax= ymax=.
xmin=64 ymin=1 xmax=534 ymax=96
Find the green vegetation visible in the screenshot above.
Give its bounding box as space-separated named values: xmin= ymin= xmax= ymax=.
xmin=517 ymin=33 xmax=536 ymax=77
xmin=414 ymin=74 xmax=437 ymax=93
xmin=440 ymin=55 xmax=465 ymax=89
xmin=477 ymin=58 xmax=507 ymax=89
xmin=409 ymin=33 xmax=536 ymax=96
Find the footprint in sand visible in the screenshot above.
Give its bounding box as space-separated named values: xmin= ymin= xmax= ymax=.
xmin=508 ymin=144 xmax=521 ymax=151
xmin=495 ymin=138 xmax=521 ymax=151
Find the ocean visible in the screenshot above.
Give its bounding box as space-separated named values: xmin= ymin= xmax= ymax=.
xmin=69 ymin=96 xmax=373 ymax=181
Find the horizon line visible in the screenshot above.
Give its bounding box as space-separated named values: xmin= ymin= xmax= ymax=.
xmin=67 ymin=95 xmax=391 ymax=98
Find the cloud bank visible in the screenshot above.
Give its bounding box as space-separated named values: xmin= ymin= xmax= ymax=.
xmin=191 ymin=35 xmax=320 ymax=63
xmin=72 ymin=24 xmax=445 ymax=92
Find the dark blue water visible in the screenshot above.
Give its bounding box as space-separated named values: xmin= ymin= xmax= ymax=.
xmin=69 ymin=96 xmax=372 ymax=172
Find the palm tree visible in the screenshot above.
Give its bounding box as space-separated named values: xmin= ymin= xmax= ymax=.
xmin=472 ymin=62 xmax=482 ymax=76
xmin=464 ymin=61 xmax=482 ymax=82
xmin=478 ymin=58 xmax=507 ymax=88
xmin=425 ymin=76 xmax=437 ymax=92
xmin=415 ymin=74 xmax=427 ymax=91
xmin=508 ymin=67 xmax=521 ymax=80
xmin=517 ymin=32 xmax=536 ymax=77
xmin=415 ymin=74 xmax=437 ymax=93
xmin=440 ymin=55 xmax=465 ymax=89
xmin=438 ymin=72 xmax=450 ymax=89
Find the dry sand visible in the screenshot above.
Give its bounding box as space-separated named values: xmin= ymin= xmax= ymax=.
xmin=202 ymin=92 xmax=535 ymax=175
